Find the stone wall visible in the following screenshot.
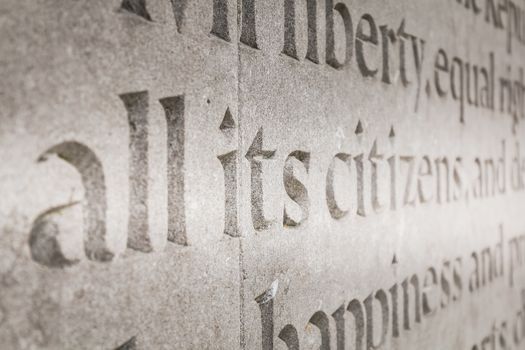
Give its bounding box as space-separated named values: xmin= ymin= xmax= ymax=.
xmin=1 ymin=0 xmax=525 ymax=348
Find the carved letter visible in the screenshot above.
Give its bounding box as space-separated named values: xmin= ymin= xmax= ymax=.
xmin=355 ymin=154 xmax=367 ymax=216
xmin=278 ymin=325 xmax=300 ymax=350
xmin=332 ymin=304 xmax=346 ymax=350
xmin=283 ymin=151 xmax=310 ymax=227
xmin=256 ymin=280 xmax=279 ymax=350
xmin=326 ymin=153 xmax=352 ymax=219
xmin=369 ymin=140 xmax=385 ymax=212
xmin=308 ymin=311 xmax=331 ymax=350
xmin=159 ymin=96 xmax=187 ymax=245
xmin=32 ymin=142 xmax=113 ymax=264
xmin=29 ymin=203 xmax=80 ymax=268
xmin=422 ymin=267 xmax=439 ymax=316
xmin=211 ymin=0 xmax=231 ymax=41
xmin=283 ymin=0 xmax=319 ymax=63
xmin=218 ymin=107 xmax=239 ymax=237
xmin=356 ymin=14 xmax=379 ymax=77
xmin=402 ymin=274 xmax=421 ymax=330
xmin=170 ymin=0 xmax=188 ymax=33
xmin=245 ymin=128 xmax=276 ymax=230
xmin=417 ymin=155 xmax=434 ymax=203
xmin=326 ymin=0 xmax=354 ymax=69
xmin=364 ymin=289 xmax=389 ymax=349
xmin=348 ymin=298 xmax=366 ymax=349
xmin=240 ymin=0 xmax=258 ymax=48
xmin=218 ymin=151 xmax=239 ymax=237
xmin=389 ymin=284 xmax=400 ymax=338
xmin=120 ymin=91 xmax=153 ymax=252
xmin=400 ymin=156 xmax=416 ymax=206
xmin=379 ymin=24 xmax=397 ymax=84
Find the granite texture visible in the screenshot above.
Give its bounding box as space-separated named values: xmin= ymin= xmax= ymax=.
xmin=1 ymin=0 xmax=525 ymax=349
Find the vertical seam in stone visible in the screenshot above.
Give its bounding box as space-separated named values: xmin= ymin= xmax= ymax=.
xmin=237 ymin=1 xmax=246 ymax=349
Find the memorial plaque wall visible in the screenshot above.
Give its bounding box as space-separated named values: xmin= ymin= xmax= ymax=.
xmin=1 ymin=0 xmax=525 ymax=349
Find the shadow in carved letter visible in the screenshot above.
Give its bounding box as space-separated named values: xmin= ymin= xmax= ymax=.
xmin=245 ymin=128 xmax=276 ymax=230
xmin=283 ymin=151 xmax=310 ymax=227
xmin=331 ymin=304 xmax=346 ymax=350
xmin=218 ymin=150 xmax=239 ymax=237
xmin=211 ymin=0 xmax=230 ymax=41
xmin=115 ymin=336 xmax=137 ymax=350
xmin=256 ymin=280 xmax=279 ymax=350
xmin=240 ymin=0 xmax=258 ymax=48
xmin=326 ymin=153 xmax=351 ymax=219
xmin=122 ymin=91 xmax=187 ymax=247
xmin=369 ymin=140 xmax=384 ymax=212
xmin=120 ymin=91 xmax=152 ymax=252
xmin=29 ymin=202 xmax=80 ymax=268
xmin=308 ymin=311 xmax=331 ymax=350
xmin=364 ymin=289 xmax=389 ymax=349
xmin=218 ymin=107 xmax=239 ymax=237
xmin=402 ymin=274 xmax=421 ymax=330
xmin=170 ymin=0 xmax=188 ymax=33
xmin=389 ymin=284 xmax=400 ymax=338
xmin=347 ymin=298 xmax=365 ymax=350
xmin=283 ymin=0 xmax=319 ymax=62
xmin=31 ymin=141 xmax=113 ymax=265
xmin=120 ymin=0 xmax=152 ymax=21
xmin=159 ymin=96 xmax=187 ymax=245
xmin=326 ymin=0 xmax=353 ymax=69
xmin=279 ymin=324 xmax=300 ymax=350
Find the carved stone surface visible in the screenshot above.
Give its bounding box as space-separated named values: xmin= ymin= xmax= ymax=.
xmin=1 ymin=0 xmax=525 ymax=349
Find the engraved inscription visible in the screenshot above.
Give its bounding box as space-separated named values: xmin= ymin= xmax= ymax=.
xmin=240 ymin=0 xmax=258 ymax=48
xmin=326 ymin=0 xmax=353 ymax=69
xmin=170 ymin=0 xmax=188 ymax=33
xmin=283 ymin=0 xmax=319 ymax=63
xmin=218 ymin=107 xmax=240 ymax=237
xmin=211 ymin=0 xmax=231 ymax=41
xmin=160 ymin=95 xmax=187 ymax=245
xmin=120 ymin=91 xmax=152 ymax=253
xmin=245 ymin=128 xmax=276 ymax=230
xmin=283 ymin=151 xmax=310 ymax=227
xmin=326 ymin=153 xmax=352 ymax=220
xmin=121 ymin=92 xmax=187 ymax=248
xmin=253 ymin=242 xmax=466 ymax=349
xmin=308 ymin=311 xmax=330 ymax=350
xmin=29 ymin=203 xmax=81 ymax=268
xmin=32 ymin=142 xmax=113 ymax=264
